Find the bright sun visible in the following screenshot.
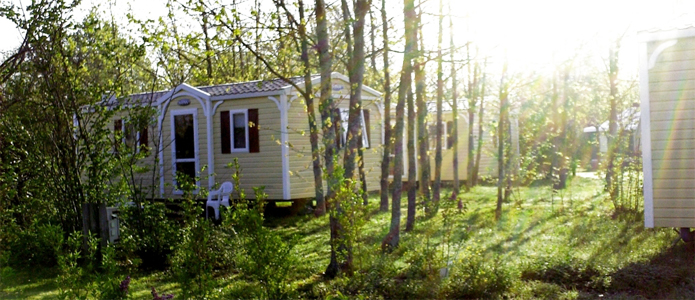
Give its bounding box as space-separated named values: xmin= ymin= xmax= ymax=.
xmin=444 ymin=0 xmax=694 ymax=74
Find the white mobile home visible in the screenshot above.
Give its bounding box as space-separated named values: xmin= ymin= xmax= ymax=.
xmin=106 ymin=72 xmax=383 ymax=201
xmin=639 ymin=27 xmax=695 ymax=228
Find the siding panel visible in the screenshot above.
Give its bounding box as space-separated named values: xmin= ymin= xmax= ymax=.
xmin=647 ymin=36 xmax=695 ymax=228
xmin=212 ymin=97 xmax=283 ymax=199
xmin=654 ymin=217 xmax=695 ymax=228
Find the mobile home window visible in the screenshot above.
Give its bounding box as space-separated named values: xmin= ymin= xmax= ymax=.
xmin=220 ymin=109 xmax=259 ymax=154
xmin=114 ymin=118 xmax=149 ymax=154
xmin=429 ymin=122 xmax=447 ymax=150
xmin=173 ymin=113 xmax=197 ymax=188
xmin=335 ymin=108 xmax=370 ymax=149
xmin=232 ymin=112 xmax=248 ymax=150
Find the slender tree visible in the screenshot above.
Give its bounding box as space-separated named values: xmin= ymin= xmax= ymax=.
xmin=315 ymin=0 xmax=334 ymax=216
xmin=297 ymin=0 xmax=325 ymax=216
xmin=405 ymin=78 xmax=416 ymax=231
xmin=432 ymin=0 xmax=444 ymax=203
xmin=316 ymin=0 xmax=342 ymax=278
xmin=472 ymin=61 xmax=487 ymax=185
xmin=449 ymin=6 xmax=460 ymax=200
xmin=378 ymin=0 xmax=392 ymax=212
xmin=198 ymin=0 xmax=213 ymax=81
xmin=466 ymin=47 xmax=481 ymax=190
xmin=341 ymin=0 xmax=366 ymax=182
xmin=496 ymin=60 xmax=509 ymax=221
xmin=383 ymin=0 xmax=415 ymax=250
xmin=605 ymin=37 xmax=621 ymax=200
xmin=414 ymin=6 xmax=430 ymax=207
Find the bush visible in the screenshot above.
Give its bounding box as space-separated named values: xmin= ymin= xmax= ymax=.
xmin=170 ymin=217 xmax=220 ymax=299
xmin=167 ymin=169 xmax=222 ymax=299
xmin=57 ymin=231 xmax=98 ymax=299
xmin=229 ymin=186 xmax=297 ymax=300
xmin=443 ymin=249 xmax=512 ymax=299
xmin=1 ymin=220 xmax=64 ymax=268
xmin=520 ymin=256 xmax=606 ymax=291
xmin=118 ymin=201 xmax=181 ymax=270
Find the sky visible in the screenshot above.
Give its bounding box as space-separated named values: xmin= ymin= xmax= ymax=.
xmin=1 ymin=0 xmax=694 ymax=78
xmin=443 ymin=0 xmax=695 ymax=75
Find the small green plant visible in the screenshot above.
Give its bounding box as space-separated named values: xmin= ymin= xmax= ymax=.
xmin=97 ymin=245 xmax=129 ymax=300
xmin=118 ymin=201 xmax=180 ymax=270
xmin=169 ymin=168 xmax=221 ymax=299
xmin=57 ymin=231 xmax=98 ymax=300
xmin=443 ymin=248 xmax=512 ymax=299
xmin=2 ymin=221 xmax=64 ymax=268
xmin=223 ymin=158 xmax=298 ymax=300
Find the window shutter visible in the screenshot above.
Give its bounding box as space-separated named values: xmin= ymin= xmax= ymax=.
xmin=333 ymin=108 xmax=342 ymax=148
xmin=140 ymin=126 xmax=149 ymax=152
xmin=114 ymin=119 xmax=122 ymax=132
xmin=248 ymin=108 xmax=260 ymax=153
xmin=447 ymin=121 xmax=453 ymax=149
xmin=363 ymin=109 xmax=371 ymax=148
xmin=221 ymin=111 xmax=231 ymax=154
xmin=114 ymin=119 xmax=122 ymax=151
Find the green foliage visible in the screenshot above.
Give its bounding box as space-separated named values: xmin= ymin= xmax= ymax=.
xmin=56 ymin=231 xmax=128 ymax=300
xmin=170 ymin=217 xmax=220 ymax=299
xmin=118 ymin=202 xmax=180 ymax=270
xmin=56 ymin=231 xmax=98 ymax=300
xmin=97 ymin=245 xmax=129 ymax=300
xmin=169 ymin=169 xmax=221 ymax=299
xmin=220 ymin=158 xmax=297 ymax=299
xmin=0 ymin=221 xmax=64 ymax=268
xmin=442 ymin=250 xmax=512 ymax=299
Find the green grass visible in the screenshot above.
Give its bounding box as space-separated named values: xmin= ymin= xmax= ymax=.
xmin=2 ymin=175 xmax=692 ymax=299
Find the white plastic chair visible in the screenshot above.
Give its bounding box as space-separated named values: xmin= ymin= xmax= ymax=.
xmin=206 ymin=181 xmax=234 ymax=220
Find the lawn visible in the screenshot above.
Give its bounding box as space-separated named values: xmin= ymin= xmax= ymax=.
xmin=2 ymin=175 xmax=692 ymax=299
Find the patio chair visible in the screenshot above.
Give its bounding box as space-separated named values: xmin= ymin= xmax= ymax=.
xmin=206 ymin=181 xmax=234 ymax=220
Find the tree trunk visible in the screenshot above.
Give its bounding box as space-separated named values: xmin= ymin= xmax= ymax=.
xmin=297 ymin=0 xmax=324 ymax=217
xmin=449 ymin=7 xmax=459 ymax=200
xmin=379 ymin=0 xmax=392 ymax=212
xmin=342 ymin=0 xmax=369 ymax=272
xmin=496 ymin=62 xmax=508 ymax=221
xmin=383 ymin=0 xmax=415 ymax=250
xmin=200 ymin=0 xmax=213 ymax=81
xmin=554 ymin=66 xmax=570 ymax=190
xmin=369 ymin=9 xmax=377 ymax=78
xmin=359 ymin=136 xmax=368 ymax=205
xmin=406 ymin=78 xmax=416 ymax=231
xmin=606 ymin=38 xmax=620 ymax=200
xmin=473 ymin=64 xmax=486 ymax=185
xmin=504 ymin=117 xmax=513 ymax=201
xmin=466 ymin=44 xmax=476 ymax=191
xmin=316 ymin=0 xmax=338 ymax=277
xmin=254 ymin=0 xmax=261 ymax=78
xmin=340 ymin=0 xmax=356 ymax=181
xmin=414 ymin=9 xmax=430 ymax=208
xmin=433 ymin=0 xmax=444 ymax=203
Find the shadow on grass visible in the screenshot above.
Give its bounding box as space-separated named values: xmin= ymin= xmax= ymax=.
xmin=609 ymin=242 xmax=695 ymax=298
xmin=0 ymin=268 xmax=58 ymax=300
xmin=521 ymin=241 xmax=695 ymax=299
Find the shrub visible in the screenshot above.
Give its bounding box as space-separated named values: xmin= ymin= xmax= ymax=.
xmin=56 ymin=231 xmax=128 ymax=300
xmin=169 ymin=170 xmax=221 ymax=299
xmin=222 ymin=158 xmax=298 ymax=299
xmin=443 ymin=250 xmax=512 ymax=299
xmin=229 ymin=186 xmax=297 ymax=300
xmin=97 ymin=245 xmax=129 ymax=300
xmin=520 ymin=256 xmax=606 ymax=291
xmin=57 ymin=231 xmax=98 ymax=300
xmin=1 ymin=221 xmax=64 ymax=268
xmin=170 ymin=217 xmax=220 ymax=299
xmin=118 ymin=201 xmax=180 ymax=270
